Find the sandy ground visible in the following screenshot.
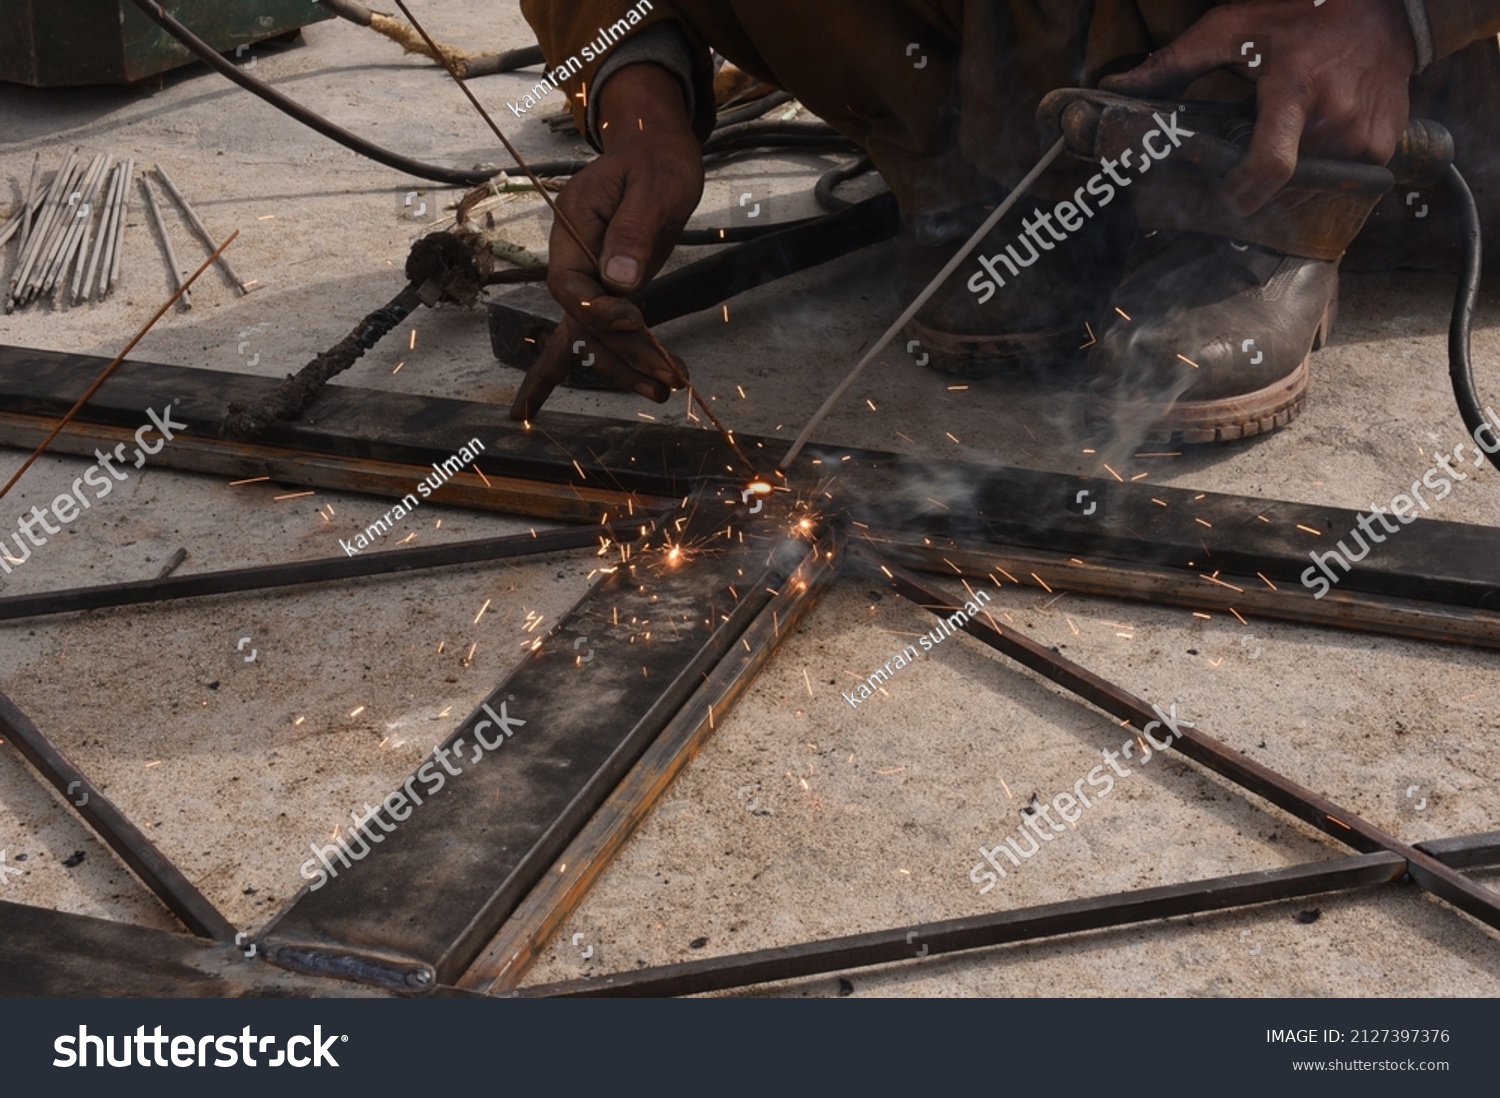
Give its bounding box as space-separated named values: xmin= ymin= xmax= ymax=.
xmin=0 ymin=4 xmax=1496 ymax=997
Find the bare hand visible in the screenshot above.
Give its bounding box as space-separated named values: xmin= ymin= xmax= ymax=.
xmin=510 ymin=63 xmax=704 ymax=420
xmin=1100 ymin=0 xmax=1417 ymax=215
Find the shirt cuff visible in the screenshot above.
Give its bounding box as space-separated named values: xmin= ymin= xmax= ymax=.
xmin=584 ymin=21 xmax=699 ymax=147
xmin=1403 ymin=0 xmax=1436 ymax=71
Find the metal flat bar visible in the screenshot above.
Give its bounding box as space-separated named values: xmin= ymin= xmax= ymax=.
xmin=865 ymin=538 xmax=1500 ymax=649
xmin=873 ymin=555 xmax=1500 ymax=933
xmin=0 ymin=519 xmax=649 ymax=622
xmin=461 ymin=526 xmax=843 ymax=992
xmin=0 ymin=410 xmax=661 ymax=525
xmin=511 ymin=829 xmax=1500 ymax=997
xmin=3 ymin=348 xmax=1498 ymax=612
xmin=0 ymin=899 xmax=378 ymax=998
xmin=510 ymin=853 xmax=1410 ymax=997
xmin=0 ymin=692 xmax=235 ymax=941
xmin=259 ymin=491 xmax=810 ymax=991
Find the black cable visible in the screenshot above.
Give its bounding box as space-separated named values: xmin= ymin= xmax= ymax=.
xmin=128 ymin=0 xmax=496 ymax=187
xmin=1444 ymin=163 xmax=1494 ymax=470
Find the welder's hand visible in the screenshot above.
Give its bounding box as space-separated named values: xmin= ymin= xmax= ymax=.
xmin=510 ymin=63 xmax=704 ymax=420
xmin=1099 ymin=0 xmax=1417 ymax=216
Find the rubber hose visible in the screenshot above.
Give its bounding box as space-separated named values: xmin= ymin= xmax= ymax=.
xmin=128 ymin=0 xmax=496 ymax=187
xmin=1444 ymin=163 xmax=1494 ymax=469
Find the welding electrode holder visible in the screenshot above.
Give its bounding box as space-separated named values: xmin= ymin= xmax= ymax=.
xmin=1036 ymin=88 xmax=1454 ymax=262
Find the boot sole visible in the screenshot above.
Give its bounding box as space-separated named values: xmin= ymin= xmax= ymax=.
xmin=904 ymin=315 xmax=1076 ymax=376
xmin=1085 ymin=294 xmax=1334 ymax=445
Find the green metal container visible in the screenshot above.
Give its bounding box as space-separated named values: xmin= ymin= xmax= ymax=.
xmin=0 ymin=0 xmax=333 ymax=87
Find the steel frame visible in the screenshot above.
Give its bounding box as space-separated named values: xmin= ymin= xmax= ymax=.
xmin=0 ymin=346 xmax=1496 ymax=998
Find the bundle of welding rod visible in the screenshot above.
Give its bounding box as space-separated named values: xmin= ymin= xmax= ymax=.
xmin=3 ymin=151 xmax=133 ymax=312
xmin=3 ymin=150 xmax=251 ymax=314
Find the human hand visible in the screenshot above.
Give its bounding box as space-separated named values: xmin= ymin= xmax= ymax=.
xmin=510 ymin=63 xmax=704 ymax=420
xmin=1100 ymin=0 xmax=1417 ymax=215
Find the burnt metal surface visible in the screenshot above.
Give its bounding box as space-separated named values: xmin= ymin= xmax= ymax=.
xmin=461 ymin=525 xmax=843 ymax=992
xmin=0 ymin=899 xmax=378 ymax=997
xmin=512 ymin=831 xmax=1500 ymax=998
xmin=259 ymin=491 xmax=817 ymax=991
xmin=0 ymin=691 xmax=235 ymax=942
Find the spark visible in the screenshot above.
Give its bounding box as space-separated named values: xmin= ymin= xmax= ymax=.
xmin=737 ymin=385 xmax=747 ymax=399
xmin=1296 ymin=524 xmax=1321 ymax=536
xmin=637 ymin=411 xmax=656 ymax=420
xmin=947 ymin=384 xmax=969 ymax=391
xmin=350 ymin=706 xmax=366 ymax=718
xmin=473 ymin=464 xmax=492 ymax=488
xmin=866 ymin=398 xmax=878 ymax=412
xmin=474 ymin=598 xmax=492 ymax=624
xmin=1114 ymin=306 xmax=1132 ymax=321
xmin=1194 ymin=517 xmax=1213 ymax=528
xmin=397 ymin=532 xmax=417 ymax=545
xmin=294 ymin=716 xmax=306 ymax=726
xmin=1031 ymin=573 xmax=1053 ymax=593
xmin=409 ymin=329 xmax=418 ymax=351
xmin=1192 ymin=612 xmax=1212 ymax=620
xmin=1229 ymin=607 xmax=1248 ymax=625
xmin=802 ymin=668 xmax=814 ymax=697
xmin=229 ymin=476 xmax=270 ymax=487
xmin=1152 ymin=498 xmax=1169 ymax=507
xmin=1175 ymin=353 xmax=1201 ymax=369
xmin=1103 ymin=464 xmax=1123 ymax=482
xmin=723 ymin=305 xmax=730 ymax=323
xmin=946 ymin=432 xmax=962 ymax=445
xmin=1257 ymin=572 xmax=1278 ymax=591
xmin=392 ymin=360 xmax=405 ymax=374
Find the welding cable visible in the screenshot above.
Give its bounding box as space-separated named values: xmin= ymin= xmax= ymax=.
xmin=1444 ymin=162 xmax=1496 ymax=470
xmin=128 ymin=0 xmax=496 ymax=187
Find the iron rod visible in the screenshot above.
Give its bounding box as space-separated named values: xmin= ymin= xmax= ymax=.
xmin=0 ymin=520 xmax=648 ymax=621
xmin=153 ymin=163 xmax=252 ymax=293
xmin=0 ymin=691 xmax=236 ymax=941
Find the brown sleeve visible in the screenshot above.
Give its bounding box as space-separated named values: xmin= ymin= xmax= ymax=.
xmin=517 ymin=1 xmax=717 ymax=144
xmin=1426 ymin=0 xmax=1500 ymax=62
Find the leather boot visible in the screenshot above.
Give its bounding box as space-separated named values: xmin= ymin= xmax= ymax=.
xmin=899 ymin=197 xmax=1132 ymax=375
xmin=1085 ymin=229 xmax=1338 ymax=443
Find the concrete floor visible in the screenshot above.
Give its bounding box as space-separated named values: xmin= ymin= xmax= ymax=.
xmin=0 ymin=4 xmax=1497 ymax=997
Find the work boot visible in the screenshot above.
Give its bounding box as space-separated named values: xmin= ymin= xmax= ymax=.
xmin=1085 ymin=229 xmax=1338 ymax=443
xmin=898 ymin=196 xmax=1132 ymax=376
xmin=1052 ymin=91 xmax=1392 ymax=444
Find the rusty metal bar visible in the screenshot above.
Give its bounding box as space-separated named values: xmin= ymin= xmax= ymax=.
xmin=0 ymin=691 xmax=236 ymax=942
xmin=0 ymin=519 xmax=650 ymax=622
xmin=508 ymin=831 xmax=1500 ymax=997
xmin=873 ymin=555 xmax=1500 ymax=933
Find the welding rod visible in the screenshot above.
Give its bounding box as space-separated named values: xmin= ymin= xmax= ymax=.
xmin=14 ymin=154 xmax=87 ymax=309
xmin=7 ymin=150 xmax=79 ymax=309
xmin=0 ymin=153 xmax=41 ymax=252
xmin=79 ymin=161 xmax=123 ymax=303
xmin=141 ymin=174 xmax=190 ymax=308
xmin=777 ymin=137 xmax=1067 ymax=476
xmin=32 ymin=153 xmax=104 ymax=302
xmin=39 ymin=152 xmax=108 ymax=301
xmin=103 ymin=159 xmax=135 ymax=299
xmin=69 ymin=156 xmax=115 ymax=304
xmin=19 ymin=153 xmax=40 ymax=254
xmin=153 ymin=163 xmax=253 ymax=293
